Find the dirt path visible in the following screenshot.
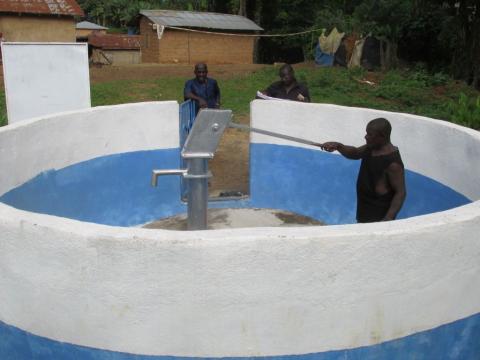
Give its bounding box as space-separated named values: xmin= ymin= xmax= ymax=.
xmin=89 ymin=63 xmax=268 ymax=83
xmin=1 ymin=62 xmax=268 ymax=89
xmin=209 ymin=115 xmax=250 ymax=196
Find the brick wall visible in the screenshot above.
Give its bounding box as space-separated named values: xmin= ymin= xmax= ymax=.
xmin=92 ymin=49 xmax=141 ymax=65
xmin=0 ymin=15 xmax=75 ymax=42
xmin=106 ymin=50 xmax=141 ymax=65
xmin=157 ymin=30 xmax=190 ymax=63
xmin=139 ymin=16 xmax=256 ymax=64
xmin=140 ymin=17 xmax=160 ymax=63
xmin=188 ymin=31 xmax=255 ymax=64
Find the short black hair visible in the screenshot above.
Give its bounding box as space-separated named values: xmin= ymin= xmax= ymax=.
xmin=195 ymin=63 xmax=208 ymax=71
xmin=368 ymin=118 xmax=392 ymax=140
xmin=279 ymin=63 xmax=294 ymax=75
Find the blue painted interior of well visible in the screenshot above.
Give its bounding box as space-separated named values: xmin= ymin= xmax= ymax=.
xmin=1 ymin=312 xmax=480 ymax=359
xmin=0 ymin=144 xmax=471 ymax=226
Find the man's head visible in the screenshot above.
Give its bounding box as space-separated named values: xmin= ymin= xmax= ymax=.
xmin=279 ymin=64 xmax=295 ymax=86
xmin=365 ymin=118 xmax=392 ymax=148
xmin=194 ymin=63 xmax=208 ymax=83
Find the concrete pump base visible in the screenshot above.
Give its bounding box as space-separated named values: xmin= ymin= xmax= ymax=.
xmin=143 ymin=208 xmax=324 ymax=230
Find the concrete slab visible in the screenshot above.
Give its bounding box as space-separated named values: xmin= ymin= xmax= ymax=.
xmin=143 ymin=208 xmax=324 ymax=230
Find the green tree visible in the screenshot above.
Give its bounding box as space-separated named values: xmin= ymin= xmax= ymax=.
xmin=446 ymin=0 xmax=480 ymax=88
xmin=399 ymin=0 xmax=480 ymax=88
xmin=352 ymin=0 xmax=412 ymax=69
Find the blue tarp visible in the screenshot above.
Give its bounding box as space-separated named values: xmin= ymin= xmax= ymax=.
xmin=315 ymin=44 xmax=334 ymax=67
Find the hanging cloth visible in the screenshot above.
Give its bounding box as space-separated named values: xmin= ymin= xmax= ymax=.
xmin=348 ymin=38 xmax=366 ymax=68
xmin=318 ymin=27 xmax=345 ymax=54
xmin=343 ymin=33 xmax=359 ymax=64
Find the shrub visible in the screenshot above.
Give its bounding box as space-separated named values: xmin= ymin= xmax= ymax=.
xmin=429 ymin=72 xmax=450 ymax=86
xmin=409 ymin=70 xmax=449 ymax=87
xmin=444 ymin=93 xmax=480 ymax=129
xmin=374 ymin=70 xmax=428 ymax=106
xmin=0 ymin=92 xmax=6 ymax=126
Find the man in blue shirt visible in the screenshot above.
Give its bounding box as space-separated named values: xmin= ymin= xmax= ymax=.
xmin=184 ymin=63 xmax=221 ymax=113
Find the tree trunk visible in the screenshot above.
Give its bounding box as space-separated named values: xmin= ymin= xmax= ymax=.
xmin=382 ymin=39 xmax=398 ymax=70
xmin=252 ymin=0 xmax=262 ymax=64
xmin=380 ymin=39 xmax=386 ymax=70
xmin=470 ymin=1 xmax=480 ymax=89
xmin=450 ymin=0 xmax=470 ymax=82
xmin=390 ymin=41 xmax=399 ymax=68
xmin=238 ymin=0 xmax=247 ymax=16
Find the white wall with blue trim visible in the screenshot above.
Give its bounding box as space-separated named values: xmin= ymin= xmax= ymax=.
xmin=0 ymin=100 xmax=479 ymax=359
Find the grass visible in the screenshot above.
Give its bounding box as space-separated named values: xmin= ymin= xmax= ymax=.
xmin=1 ymin=66 xmax=479 ymax=128
xmin=90 ymin=68 xmax=278 ymax=116
xmin=0 ymin=91 xmax=6 ymax=127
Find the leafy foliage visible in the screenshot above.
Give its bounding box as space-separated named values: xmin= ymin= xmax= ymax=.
xmin=444 ymin=94 xmax=480 ymax=130
xmin=409 ymin=70 xmax=450 ymax=87
xmin=0 ymin=92 xmax=6 ymax=127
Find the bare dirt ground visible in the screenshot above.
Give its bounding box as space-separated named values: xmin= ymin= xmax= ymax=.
xmin=89 ymin=63 xmax=269 ymax=83
xmin=209 ymin=123 xmax=250 ymax=195
xmin=91 ymin=63 xmax=266 ymax=195
xmin=0 ymin=62 xmax=268 ymax=85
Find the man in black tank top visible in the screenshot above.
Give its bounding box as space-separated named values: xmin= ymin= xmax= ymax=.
xmin=320 ymin=118 xmax=406 ymax=223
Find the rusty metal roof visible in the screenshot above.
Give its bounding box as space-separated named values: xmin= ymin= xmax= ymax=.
xmin=88 ymin=33 xmax=141 ymax=50
xmin=0 ymin=0 xmax=84 ymax=17
xmin=140 ymin=10 xmax=263 ymax=31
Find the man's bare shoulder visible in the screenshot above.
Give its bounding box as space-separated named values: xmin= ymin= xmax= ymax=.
xmin=387 ymin=161 xmax=404 ymax=173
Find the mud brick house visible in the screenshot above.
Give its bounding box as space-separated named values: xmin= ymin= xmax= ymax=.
xmin=89 ymin=33 xmax=141 ymax=65
xmin=139 ymin=10 xmax=263 ymax=64
xmin=0 ymin=0 xmax=83 ymax=42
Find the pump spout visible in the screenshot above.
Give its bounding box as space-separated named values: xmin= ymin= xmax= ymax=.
xmin=151 ymin=169 xmax=187 ymax=187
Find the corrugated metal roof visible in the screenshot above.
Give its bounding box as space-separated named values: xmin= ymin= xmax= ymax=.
xmin=76 ymin=21 xmax=108 ymax=30
xmin=88 ymin=33 xmax=141 ymax=50
xmin=0 ymin=0 xmax=84 ymax=16
xmin=140 ymin=10 xmax=263 ymax=31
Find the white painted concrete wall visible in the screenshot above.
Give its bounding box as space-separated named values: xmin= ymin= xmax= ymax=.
xmin=251 ymin=100 xmax=480 ymax=200
xmin=0 ymin=101 xmax=179 ymax=194
xmin=0 ymin=101 xmax=479 ymax=357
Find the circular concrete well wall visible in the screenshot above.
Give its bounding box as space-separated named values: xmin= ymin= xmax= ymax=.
xmin=0 ymin=100 xmax=479 ymax=359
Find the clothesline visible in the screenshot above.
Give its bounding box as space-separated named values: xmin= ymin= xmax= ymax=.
xmin=161 ymin=25 xmax=324 ymax=38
